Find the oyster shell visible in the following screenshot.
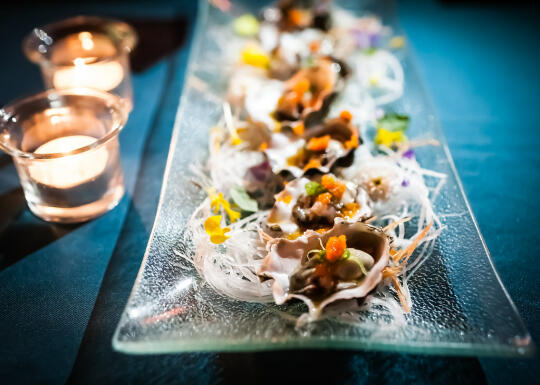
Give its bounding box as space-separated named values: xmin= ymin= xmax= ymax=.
xmin=265 ymin=115 xmax=360 ymax=177
xmin=268 ymin=28 xmax=327 ymax=80
xmin=267 ymin=174 xmax=372 ymax=235
xmin=342 ymin=156 xmax=402 ymax=203
xmin=274 ymin=57 xmax=347 ymax=125
xmin=263 ymin=1 xmax=332 ymax=33
xmin=258 ymin=221 xmax=391 ymax=320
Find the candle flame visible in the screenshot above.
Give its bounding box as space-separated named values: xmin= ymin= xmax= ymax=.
xmin=73 ymin=57 xmax=86 ymax=66
xmin=78 ymin=31 xmax=94 ymax=51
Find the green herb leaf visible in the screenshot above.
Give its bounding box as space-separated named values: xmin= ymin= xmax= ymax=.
xmin=364 ymin=47 xmax=377 ymax=56
xmin=377 ymin=113 xmax=410 ymax=132
xmin=229 ymin=186 xmax=258 ymax=212
xmin=341 ymin=249 xmax=351 ymax=260
xmin=307 ymin=249 xmax=326 ymax=261
xmin=305 ymin=181 xmax=327 ymax=196
xmin=233 ymin=14 xmax=259 ymax=37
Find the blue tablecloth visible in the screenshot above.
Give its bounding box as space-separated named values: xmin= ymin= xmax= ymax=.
xmin=0 ymin=1 xmax=538 ymax=384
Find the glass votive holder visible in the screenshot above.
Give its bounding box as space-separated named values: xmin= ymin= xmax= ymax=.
xmin=23 ymin=16 xmax=137 ymax=112
xmin=0 ymin=88 xmax=128 ymax=223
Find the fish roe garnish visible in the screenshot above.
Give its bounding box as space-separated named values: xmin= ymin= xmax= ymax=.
xmin=306 ymin=135 xmax=331 ymax=151
xmin=325 ymin=235 xmax=347 ymax=262
xmin=316 ymin=227 xmax=331 ymax=234
xmin=309 ymin=40 xmax=321 ymax=53
xmin=292 ymin=122 xmax=305 ymax=136
xmin=321 ymin=174 xmax=346 ymax=199
xmin=288 ymin=9 xmax=304 ymax=26
xmin=340 ymin=202 xmax=360 ymax=218
xmin=303 ymin=158 xmax=322 ymax=171
xmin=315 ymin=263 xmax=330 ymax=277
xmin=316 ymin=192 xmax=333 ymax=205
xmin=339 ymin=110 xmax=353 ymax=122
xmin=345 ymin=134 xmax=359 ymax=149
xmin=293 ymin=78 xmax=310 ymax=100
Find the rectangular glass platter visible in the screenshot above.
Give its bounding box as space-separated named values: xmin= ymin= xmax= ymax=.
xmin=113 ymin=0 xmax=533 ymax=356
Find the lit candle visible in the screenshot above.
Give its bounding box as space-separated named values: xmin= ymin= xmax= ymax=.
xmin=51 ymin=32 xmax=124 ymax=92
xmin=0 ymin=85 xmax=126 ymax=222
xmin=29 ymin=135 xmax=108 ymax=189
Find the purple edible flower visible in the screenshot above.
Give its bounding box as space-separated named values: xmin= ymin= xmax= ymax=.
xmin=351 ymin=30 xmax=380 ymax=49
xmin=402 ymin=149 xmax=415 ymax=159
xmin=369 ymin=34 xmax=380 ymax=47
xmin=401 ymin=178 xmax=410 ymax=187
xmin=246 ymin=160 xmax=272 ymax=182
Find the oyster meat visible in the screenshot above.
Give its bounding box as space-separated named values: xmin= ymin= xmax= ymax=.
xmin=258 ymin=221 xmax=391 ymax=319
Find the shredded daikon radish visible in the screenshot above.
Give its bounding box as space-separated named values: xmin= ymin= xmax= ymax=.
xmin=178 ymin=197 xmax=274 ymax=302
xmin=171 ymin=5 xmax=446 ymax=327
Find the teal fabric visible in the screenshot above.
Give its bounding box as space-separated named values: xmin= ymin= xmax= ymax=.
xmin=0 ymin=1 xmax=538 ymax=384
xmin=0 ymin=3 xmax=191 ymax=384
xmin=399 ymin=1 xmax=540 ymax=383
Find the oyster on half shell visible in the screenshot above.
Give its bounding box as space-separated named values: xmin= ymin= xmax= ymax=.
xmin=274 ymin=57 xmax=349 ymax=126
xmin=258 ymin=221 xmax=391 ymax=320
xmin=266 ymin=174 xmax=372 ymax=235
xmin=265 ymin=115 xmax=360 ymax=177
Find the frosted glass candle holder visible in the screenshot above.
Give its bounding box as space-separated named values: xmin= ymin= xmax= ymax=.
xmin=23 ymin=16 xmax=137 ymax=112
xmin=0 ymin=88 xmax=127 ymax=223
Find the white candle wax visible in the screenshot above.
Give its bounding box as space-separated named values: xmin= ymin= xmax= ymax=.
xmin=29 ymin=135 xmax=108 ymax=189
xmin=53 ymin=60 xmax=124 ymax=91
xmin=51 ymin=32 xmax=124 ymax=92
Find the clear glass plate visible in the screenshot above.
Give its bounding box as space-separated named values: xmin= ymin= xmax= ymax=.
xmin=113 ymin=0 xmax=534 ymax=356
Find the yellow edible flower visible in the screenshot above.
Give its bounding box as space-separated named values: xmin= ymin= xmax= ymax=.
xmin=210 ymin=126 xmax=221 ymax=152
xmin=375 ymin=128 xmax=406 ymax=147
xmin=390 ymin=36 xmax=405 ymax=49
xmin=207 ymin=187 xmax=241 ymax=223
xmin=241 ymin=44 xmax=270 ymax=68
xmin=369 ymin=75 xmax=379 ymax=86
xmin=273 ymin=119 xmax=282 ymax=132
xmin=204 ymin=215 xmax=231 ymax=244
xmin=230 ymin=129 xmax=243 ymax=145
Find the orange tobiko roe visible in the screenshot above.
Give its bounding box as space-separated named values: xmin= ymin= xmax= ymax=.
xmin=321 ymin=174 xmax=346 ymax=199
xmin=303 ymin=157 xmax=322 ymax=171
xmin=315 ymin=192 xmax=333 ymax=205
xmin=339 ymin=110 xmax=353 ymax=122
xmin=340 ymin=202 xmax=360 ymax=218
xmin=309 ymin=40 xmax=321 ymax=53
xmin=316 ymin=227 xmax=330 ymax=234
xmin=325 ymin=235 xmax=347 ymax=262
xmin=292 ymin=122 xmax=305 ymax=136
xmin=288 ymin=9 xmax=304 ymax=26
xmin=307 ymin=135 xmax=331 ymax=151
xmin=345 ymin=133 xmax=359 ymax=149
xmin=293 ymin=78 xmax=310 ymax=99
xmin=315 ymin=263 xmax=331 ymax=277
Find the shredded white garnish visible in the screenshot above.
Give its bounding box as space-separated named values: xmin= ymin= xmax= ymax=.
xmin=172 ymin=6 xmax=445 ymax=328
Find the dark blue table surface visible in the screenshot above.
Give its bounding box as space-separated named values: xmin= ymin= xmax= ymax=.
xmin=0 ymin=1 xmax=538 ymax=384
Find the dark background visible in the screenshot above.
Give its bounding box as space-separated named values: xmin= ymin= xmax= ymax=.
xmin=1 ymin=0 xmax=539 ymax=384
